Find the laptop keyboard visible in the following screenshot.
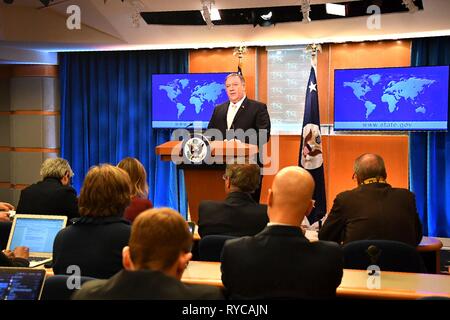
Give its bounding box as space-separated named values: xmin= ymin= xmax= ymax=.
xmin=28 ymin=257 xmax=49 ymax=262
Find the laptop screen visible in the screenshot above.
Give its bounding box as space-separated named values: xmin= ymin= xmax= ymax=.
xmin=0 ymin=268 xmax=46 ymax=300
xmin=9 ymin=217 xmax=66 ymax=253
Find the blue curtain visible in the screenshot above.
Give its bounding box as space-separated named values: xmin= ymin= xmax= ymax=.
xmin=409 ymin=36 xmax=450 ymax=237
xmin=59 ymin=50 xmax=188 ymax=217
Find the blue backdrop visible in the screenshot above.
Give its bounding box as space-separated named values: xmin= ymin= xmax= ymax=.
xmin=409 ymin=36 xmax=450 ymax=237
xmin=59 ymin=50 xmax=188 ymax=217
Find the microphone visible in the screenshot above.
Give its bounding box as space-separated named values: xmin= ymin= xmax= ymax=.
xmin=366 ymin=245 xmax=381 ymax=265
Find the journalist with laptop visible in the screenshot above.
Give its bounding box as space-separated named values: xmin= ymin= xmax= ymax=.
xmin=5 ymin=214 xmax=67 ymax=268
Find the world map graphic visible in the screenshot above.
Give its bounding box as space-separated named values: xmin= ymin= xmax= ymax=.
xmin=343 ymin=74 xmax=436 ymax=119
xmin=158 ymin=78 xmax=227 ymax=119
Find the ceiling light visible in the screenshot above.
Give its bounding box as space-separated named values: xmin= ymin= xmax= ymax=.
xmin=402 ymin=0 xmax=418 ymax=13
xmin=300 ymin=0 xmax=311 ymax=23
xmin=209 ymin=7 xmax=221 ymax=21
xmin=326 ymin=3 xmax=346 ymax=16
xmin=201 ymin=0 xmax=221 ymax=27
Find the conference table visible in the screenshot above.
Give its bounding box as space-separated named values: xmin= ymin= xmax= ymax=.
xmin=181 ymin=261 xmax=450 ymax=299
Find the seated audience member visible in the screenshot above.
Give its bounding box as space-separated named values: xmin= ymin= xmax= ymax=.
xmin=198 ymin=164 xmax=268 ymax=237
xmin=0 ymin=202 xmax=14 ymax=222
xmin=117 ymin=157 xmax=153 ymax=223
xmin=319 ymin=153 xmax=423 ymax=247
xmin=53 ymin=164 xmax=131 ymax=279
xmin=0 ymin=247 xmax=29 ymax=267
xmin=73 ymin=208 xmax=224 ymax=300
xmin=221 ymin=166 xmax=343 ymax=299
xmin=16 ymin=158 xmax=78 ymax=221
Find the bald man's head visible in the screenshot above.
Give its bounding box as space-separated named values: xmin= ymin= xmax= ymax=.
xmin=353 ymin=153 xmax=387 ymax=184
xmin=267 ymin=166 xmax=315 ymax=225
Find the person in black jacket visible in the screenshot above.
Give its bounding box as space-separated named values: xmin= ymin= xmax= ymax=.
xmin=221 ymin=166 xmax=343 ymax=299
xmin=52 ymin=164 xmax=131 ymax=279
xmin=72 ymin=208 xmax=223 ymax=300
xmin=198 ymin=164 xmax=268 ymax=237
xmin=16 ymin=158 xmax=78 ymax=221
xmin=318 ymin=153 xmax=423 ymax=247
xmin=1 ymin=246 xmax=30 ymax=267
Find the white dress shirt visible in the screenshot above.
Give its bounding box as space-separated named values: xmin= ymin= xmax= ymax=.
xmin=226 ymin=96 xmax=246 ymax=129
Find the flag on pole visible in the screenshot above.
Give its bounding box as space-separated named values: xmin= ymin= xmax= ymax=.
xmin=299 ymin=66 xmax=326 ymax=225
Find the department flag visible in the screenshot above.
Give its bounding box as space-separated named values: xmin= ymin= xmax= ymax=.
xmin=299 ymin=66 xmax=327 ymax=225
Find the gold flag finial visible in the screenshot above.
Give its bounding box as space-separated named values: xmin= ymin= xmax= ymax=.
xmin=233 ymin=46 xmax=247 ymax=75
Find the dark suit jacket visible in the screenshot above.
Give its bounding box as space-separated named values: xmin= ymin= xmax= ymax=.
xmin=53 ymin=216 xmax=131 ymax=279
xmin=221 ymin=225 xmax=343 ymax=299
xmin=72 ymin=269 xmax=224 ymax=300
xmin=16 ymin=177 xmax=79 ymax=221
xmin=198 ymin=192 xmax=268 ymax=237
xmin=207 ymin=98 xmax=271 ymax=145
xmin=0 ymin=252 xmax=29 ymax=267
xmin=318 ymin=183 xmax=423 ymax=247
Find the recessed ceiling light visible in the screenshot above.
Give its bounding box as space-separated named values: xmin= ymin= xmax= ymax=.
xmin=326 ymin=3 xmax=346 ymax=17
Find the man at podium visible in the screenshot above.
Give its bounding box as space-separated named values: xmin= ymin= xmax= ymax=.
xmin=207 ymin=72 xmax=271 ymax=146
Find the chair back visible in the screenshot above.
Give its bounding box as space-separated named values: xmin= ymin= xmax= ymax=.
xmin=198 ymin=235 xmax=237 ymax=262
xmin=41 ymin=275 xmax=96 ymax=300
xmin=343 ymin=240 xmax=427 ymax=273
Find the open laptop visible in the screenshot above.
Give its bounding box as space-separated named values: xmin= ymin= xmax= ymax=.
xmin=6 ymin=214 xmax=67 ymax=268
xmin=0 ymin=267 xmax=46 ymax=300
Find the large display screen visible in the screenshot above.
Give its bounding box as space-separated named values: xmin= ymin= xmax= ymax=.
xmin=334 ymin=66 xmax=449 ymax=131
xmin=152 ymin=73 xmax=230 ymax=128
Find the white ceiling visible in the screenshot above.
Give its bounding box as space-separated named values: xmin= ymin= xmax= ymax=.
xmin=0 ymin=0 xmax=449 ymax=56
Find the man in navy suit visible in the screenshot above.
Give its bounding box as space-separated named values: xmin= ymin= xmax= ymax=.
xmin=198 ymin=164 xmax=268 ymax=237
xmin=220 ymin=166 xmax=343 ymax=299
xmin=208 ymin=72 xmax=271 ymax=145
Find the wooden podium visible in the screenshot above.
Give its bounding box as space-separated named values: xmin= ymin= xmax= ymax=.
xmin=156 ymin=140 xmax=258 ymax=223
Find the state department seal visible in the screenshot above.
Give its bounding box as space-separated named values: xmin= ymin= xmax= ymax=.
xmin=182 ymin=134 xmax=211 ymax=165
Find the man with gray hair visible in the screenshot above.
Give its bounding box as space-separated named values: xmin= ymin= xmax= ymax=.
xmin=198 ymin=164 xmax=268 ymax=237
xmin=17 ymin=157 xmax=78 ymax=221
xmin=319 ymin=153 xmax=422 ymax=246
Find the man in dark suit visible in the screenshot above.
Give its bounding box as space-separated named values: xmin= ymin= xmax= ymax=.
xmin=221 ymin=166 xmax=343 ymax=299
xmin=207 ymin=73 xmax=271 ymax=145
xmin=207 ymin=73 xmax=271 ymax=202
xmin=198 ymin=164 xmax=268 ymax=237
xmin=16 ymin=158 xmax=78 ymax=221
xmin=73 ymin=208 xmax=223 ymax=300
xmin=319 ymin=153 xmax=423 ymax=247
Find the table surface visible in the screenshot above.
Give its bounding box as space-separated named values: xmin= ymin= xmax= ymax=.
xmin=181 ymin=261 xmax=450 ymax=299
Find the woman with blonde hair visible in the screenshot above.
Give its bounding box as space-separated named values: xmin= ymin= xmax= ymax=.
xmin=117 ymin=157 xmax=153 ymax=222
